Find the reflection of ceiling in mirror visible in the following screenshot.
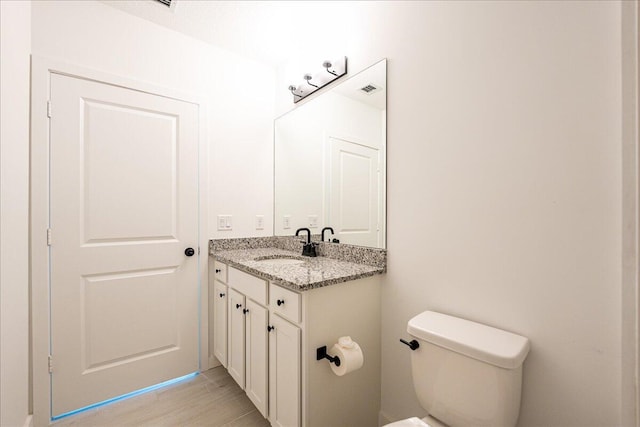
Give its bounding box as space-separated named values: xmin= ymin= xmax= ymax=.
xmin=333 ymin=62 xmax=386 ymax=110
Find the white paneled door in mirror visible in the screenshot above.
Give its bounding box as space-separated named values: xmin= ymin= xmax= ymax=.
xmin=49 ymin=73 xmax=199 ymax=417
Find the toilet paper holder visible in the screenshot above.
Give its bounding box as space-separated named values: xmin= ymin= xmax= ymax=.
xmin=316 ymin=345 xmax=341 ymax=367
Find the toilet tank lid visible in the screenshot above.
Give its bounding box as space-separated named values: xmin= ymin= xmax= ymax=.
xmin=407 ymin=311 xmax=530 ymax=369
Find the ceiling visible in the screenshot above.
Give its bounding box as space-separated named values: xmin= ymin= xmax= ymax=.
xmin=101 ymin=0 xmax=362 ymax=68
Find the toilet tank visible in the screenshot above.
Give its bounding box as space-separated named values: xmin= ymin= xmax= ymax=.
xmin=407 ymin=311 xmax=530 ymax=427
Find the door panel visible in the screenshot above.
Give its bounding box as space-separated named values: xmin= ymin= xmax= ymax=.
xmin=228 ymin=289 xmax=246 ymax=389
xmin=50 ymin=73 xmax=199 ymax=417
xmin=213 ymin=281 xmax=228 ymax=367
xmin=82 ymin=99 xmax=177 ymax=243
xmin=245 ymin=300 xmax=268 ymax=417
xmin=269 ymin=314 xmax=300 ymax=427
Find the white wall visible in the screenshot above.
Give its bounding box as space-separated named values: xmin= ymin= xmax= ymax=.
xmin=31 ymin=0 xmax=275 ymax=241
xmin=0 ymin=1 xmax=32 ymax=426
xmin=274 ymin=1 xmax=629 ymax=425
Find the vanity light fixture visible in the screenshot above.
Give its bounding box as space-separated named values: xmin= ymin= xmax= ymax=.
xmin=288 ymin=85 xmax=302 ymax=100
xmin=323 ymin=60 xmax=339 ymax=76
xmin=288 ymin=57 xmax=348 ymax=103
xmin=303 ymin=74 xmax=319 ymax=88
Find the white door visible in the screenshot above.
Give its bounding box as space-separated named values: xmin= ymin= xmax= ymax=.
xmin=49 ymin=73 xmax=199 ymax=417
xmin=269 ymin=314 xmax=300 ymax=427
xmin=245 ymin=300 xmax=268 ymax=417
xmin=329 ymin=137 xmax=381 ymax=247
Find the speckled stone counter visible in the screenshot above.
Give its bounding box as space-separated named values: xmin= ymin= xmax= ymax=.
xmin=210 ymin=238 xmax=385 ymax=291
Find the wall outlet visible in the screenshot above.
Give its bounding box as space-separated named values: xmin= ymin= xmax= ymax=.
xmin=308 ymin=215 xmax=318 ymax=228
xmin=283 ymin=215 xmax=291 ymax=229
xmin=255 ymin=215 xmax=264 ymax=230
xmin=217 ymin=215 xmax=232 ymax=230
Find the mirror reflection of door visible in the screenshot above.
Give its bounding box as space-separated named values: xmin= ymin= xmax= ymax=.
xmin=328 ymin=137 xmax=381 ymax=248
xmin=274 ymin=59 xmax=387 ymax=248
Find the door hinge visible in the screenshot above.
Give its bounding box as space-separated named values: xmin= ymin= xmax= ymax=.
xmin=47 ymin=228 xmax=52 ymax=246
xmin=47 ymin=100 xmax=52 ymax=118
xmin=48 ymin=355 xmax=53 ymax=373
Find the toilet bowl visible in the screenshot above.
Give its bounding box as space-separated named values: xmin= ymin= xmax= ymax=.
xmin=385 ymin=415 xmax=445 ymax=427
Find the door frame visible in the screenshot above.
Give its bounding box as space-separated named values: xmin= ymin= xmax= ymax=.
xmin=30 ymin=55 xmax=209 ymax=426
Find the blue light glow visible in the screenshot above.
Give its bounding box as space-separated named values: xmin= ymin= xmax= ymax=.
xmin=51 ymin=372 xmax=199 ymax=421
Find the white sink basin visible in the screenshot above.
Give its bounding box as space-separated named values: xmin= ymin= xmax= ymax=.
xmin=254 ymin=257 xmax=306 ymax=266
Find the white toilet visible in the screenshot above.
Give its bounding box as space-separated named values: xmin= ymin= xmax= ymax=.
xmin=387 ymin=311 xmax=530 ymax=427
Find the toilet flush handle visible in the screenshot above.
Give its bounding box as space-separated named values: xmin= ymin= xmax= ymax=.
xmin=400 ymin=339 xmax=420 ymax=351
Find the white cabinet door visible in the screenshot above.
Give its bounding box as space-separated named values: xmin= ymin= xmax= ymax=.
xmin=228 ymin=288 xmax=245 ymax=388
xmin=269 ymin=314 xmax=301 ymax=427
xmin=213 ymin=281 xmax=228 ymax=367
xmin=245 ymin=300 xmax=268 ymax=418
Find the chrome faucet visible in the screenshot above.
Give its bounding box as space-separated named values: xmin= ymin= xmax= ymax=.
xmin=295 ymin=228 xmax=317 ymax=257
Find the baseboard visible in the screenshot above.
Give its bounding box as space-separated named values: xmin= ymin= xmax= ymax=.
xmin=23 ymin=414 xmax=33 ymax=427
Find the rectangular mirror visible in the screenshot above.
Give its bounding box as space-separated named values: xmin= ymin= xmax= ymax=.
xmin=274 ymin=59 xmax=386 ymax=248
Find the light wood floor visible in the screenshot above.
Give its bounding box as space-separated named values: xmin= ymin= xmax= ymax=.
xmin=52 ymin=367 xmax=271 ymax=427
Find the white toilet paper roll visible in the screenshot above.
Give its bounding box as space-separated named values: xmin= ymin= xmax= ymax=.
xmin=329 ymin=338 xmax=364 ymax=376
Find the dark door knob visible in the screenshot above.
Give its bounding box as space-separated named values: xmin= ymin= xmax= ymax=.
xmin=267 ymin=325 xmax=275 ymax=332
xmin=184 ymin=247 xmax=195 ymax=257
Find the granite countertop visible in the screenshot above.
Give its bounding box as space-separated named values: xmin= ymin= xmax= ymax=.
xmin=211 ymin=247 xmax=384 ymax=291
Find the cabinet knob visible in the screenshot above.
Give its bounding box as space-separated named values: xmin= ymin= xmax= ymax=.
xmin=243 ymin=308 xmax=249 ymax=314
xmin=236 ymin=303 xmax=242 ymax=309
xmin=267 ymin=325 xmax=275 ymax=332
xmin=219 ymin=293 xmax=225 ymax=298
xmin=215 ymin=269 xmax=222 ymax=273
xmin=277 ymin=299 xmax=285 ymax=306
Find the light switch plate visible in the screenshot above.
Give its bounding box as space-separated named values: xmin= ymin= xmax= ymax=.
xmin=283 ymin=215 xmax=291 ymax=229
xmin=218 ymin=215 xmax=232 ymax=230
xmin=308 ymin=215 xmax=318 ymax=228
xmin=256 ymin=215 xmax=264 ymax=230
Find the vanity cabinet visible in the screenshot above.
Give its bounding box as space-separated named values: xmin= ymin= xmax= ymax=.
xmin=213 ymin=259 xmax=381 ymax=427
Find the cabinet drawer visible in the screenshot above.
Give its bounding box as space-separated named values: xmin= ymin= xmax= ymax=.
xmin=228 ymin=267 xmax=267 ymax=305
xmin=214 ymin=260 xmax=228 ymax=283
xmin=270 ymin=284 xmax=301 ymax=324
